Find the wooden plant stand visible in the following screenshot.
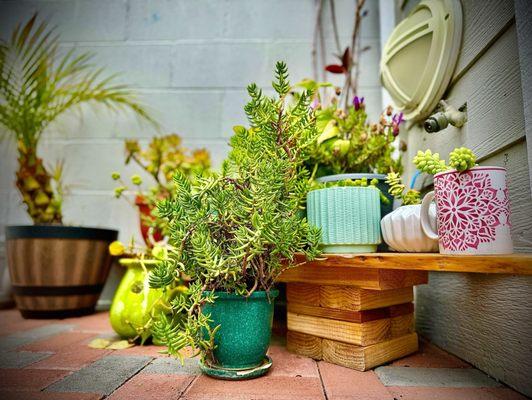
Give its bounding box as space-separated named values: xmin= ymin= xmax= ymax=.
xmin=278 ymin=253 xmax=532 ymax=371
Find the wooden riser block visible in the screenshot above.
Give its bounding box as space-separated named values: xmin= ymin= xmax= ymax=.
xmin=287 ymin=330 xmax=322 ymax=360
xmin=322 ymin=333 xmax=419 ymax=371
xmin=320 ymin=285 xmax=413 ymax=311
xmin=287 ymin=302 xmax=414 ymax=323
xmin=287 ymin=331 xmax=419 ymax=371
xmin=279 ymin=266 xmax=427 ymax=289
xmin=287 ymin=312 xmax=414 ymax=346
xmin=287 ymin=283 xmax=414 ymax=311
xmin=286 ymin=282 xmax=320 ymax=306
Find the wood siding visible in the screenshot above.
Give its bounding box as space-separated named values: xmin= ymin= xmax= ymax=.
xmin=396 ymin=0 xmax=532 ymax=396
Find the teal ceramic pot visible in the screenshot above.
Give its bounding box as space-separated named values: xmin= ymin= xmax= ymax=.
xmin=316 ymin=173 xmax=393 ymax=217
xmin=202 ymin=290 xmax=278 ymax=370
xmin=307 ymin=186 xmax=381 ymax=253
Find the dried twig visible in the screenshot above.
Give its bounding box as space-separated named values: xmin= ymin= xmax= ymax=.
xmin=329 ymin=0 xmax=342 ymax=54
xmin=312 ymin=0 xmax=325 ymax=82
xmin=345 ymin=0 xmax=366 ymax=108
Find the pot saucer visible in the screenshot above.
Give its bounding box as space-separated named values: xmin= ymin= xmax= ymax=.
xmin=199 ymin=355 xmax=272 ymax=380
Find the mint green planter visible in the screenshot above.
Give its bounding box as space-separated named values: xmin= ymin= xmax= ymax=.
xmin=202 ymin=290 xmax=278 ymax=373
xmin=307 ymin=187 xmax=381 ymax=253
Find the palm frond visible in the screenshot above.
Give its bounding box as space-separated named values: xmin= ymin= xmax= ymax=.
xmin=0 ymin=13 xmax=158 ymax=146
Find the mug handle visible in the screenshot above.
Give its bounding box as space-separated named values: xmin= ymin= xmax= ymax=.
xmin=420 ymin=191 xmax=439 ymax=240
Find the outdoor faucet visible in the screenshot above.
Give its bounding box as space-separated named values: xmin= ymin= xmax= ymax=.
xmin=424 ymin=100 xmax=467 ymax=133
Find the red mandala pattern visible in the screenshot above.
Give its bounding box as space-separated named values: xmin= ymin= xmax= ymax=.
xmin=434 ymin=170 xmax=510 ymax=251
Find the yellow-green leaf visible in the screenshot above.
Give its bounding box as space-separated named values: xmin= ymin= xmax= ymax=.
xmin=88 ymin=338 xmax=111 ymax=349
xmin=107 ymin=340 xmax=135 ymax=350
xmin=232 ymin=125 xmax=247 ymax=135
xmin=333 ymin=139 xmax=351 ymax=156
xmin=317 ymin=120 xmax=340 ymax=144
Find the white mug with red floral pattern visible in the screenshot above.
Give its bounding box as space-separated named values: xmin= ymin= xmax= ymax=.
xmin=420 ymin=167 xmax=513 ymax=254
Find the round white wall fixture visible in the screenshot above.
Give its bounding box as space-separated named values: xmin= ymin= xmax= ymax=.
xmin=380 ymin=0 xmax=463 ymax=121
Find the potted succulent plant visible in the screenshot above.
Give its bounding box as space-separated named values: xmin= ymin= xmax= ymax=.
xmin=1 ymin=15 xmax=155 ymax=318
xmin=380 ymin=173 xmax=438 ymax=253
xmin=414 ymin=147 xmax=512 ymax=254
xmin=307 ymin=178 xmax=384 ymax=253
xmin=306 ymin=96 xmax=405 ymax=219
xmin=148 ymin=62 xmax=321 ymax=378
xmin=108 ymin=240 xmax=187 ymax=344
xmin=112 ymin=134 xmax=211 ymax=246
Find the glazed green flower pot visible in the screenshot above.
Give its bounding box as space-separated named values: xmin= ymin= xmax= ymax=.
xmin=109 ymin=260 xmax=165 ymax=340
xmin=202 ymin=290 xmax=278 ymax=371
xmin=307 ymin=186 xmax=381 ymax=253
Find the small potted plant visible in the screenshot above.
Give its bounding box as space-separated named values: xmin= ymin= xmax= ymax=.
xmin=304 ymin=92 xmax=406 ymax=221
xmin=380 ymin=173 xmax=438 ymax=252
xmin=148 ymin=62 xmax=321 ymax=378
xmin=108 ymin=240 xmax=187 ymax=345
xmin=414 ymin=147 xmax=512 ymax=254
xmin=307 ymin=178 xmax=384 ymax=253
xmin=112 ymin=134 xmax=211 ymax=246
xmin=1 ymin=15 xmax=155 ymax=318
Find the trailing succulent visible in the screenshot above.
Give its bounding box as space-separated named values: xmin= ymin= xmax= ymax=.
xmin=413 ymin=147 xmax=477 ymax=175
xmin=147 ymin=62 xmax=321 ymax=363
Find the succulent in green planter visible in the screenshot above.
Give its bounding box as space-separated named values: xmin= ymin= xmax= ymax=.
xmin=299 ymin=87 xmax=406 ymax=222
xmin=307 ymin=178 xmax=383 ymax=254
xmin=148 ymin=62 xmax=321 ymax=379
xmin=112 ymin=134 xmax=211 ymax=245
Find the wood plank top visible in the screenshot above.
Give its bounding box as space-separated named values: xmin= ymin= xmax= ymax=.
xmin=287 ymin=253 xmax=532 ymax=275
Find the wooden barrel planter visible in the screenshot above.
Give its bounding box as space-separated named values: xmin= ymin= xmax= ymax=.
xmin=5 ymin=225 xmax=117 ymax=319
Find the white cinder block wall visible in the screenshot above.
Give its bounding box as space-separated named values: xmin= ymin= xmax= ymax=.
xmin=0 ymin=0 xmax=384 ymax=304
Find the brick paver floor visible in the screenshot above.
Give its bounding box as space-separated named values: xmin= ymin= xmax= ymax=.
xmin=0 ymin=309 xmax=527 ymax=400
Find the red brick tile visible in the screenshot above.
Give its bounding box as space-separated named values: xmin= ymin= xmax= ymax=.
xmin=267 ymin=344 xmax=319 ymax=378
xmin=318 ymin=361 xmax=393 ymax=400
xmin=391 ymin=338 xmax=471 ymax=368
xmin=0 ymin=309 xmax=24 ymax=324
xmin=109 ymin=344 xmax=196 ymax=359
xmin=63 ymin=312 xmax=113 ymax=333
xmin=29 ymin=348 xmax=112 ymax=370
xmin=0 ymin=390 xmax=103 ymax=400
xmin=387 ymin=387 xmax=529 ymax=400
xmin=0 ymin=368 xmax=70 ymax=391
xmin=114 ymin=344 xmax=170 ymax=358
xmin=0 ymin=319 xmax=50 ymax=337
xmin=20 ymin=331 xmax=96 ymax=352
xmin=108 ymin=373 xmax=194 ymax=399
xmin=183 ymin=375 xmax=325 ymax=400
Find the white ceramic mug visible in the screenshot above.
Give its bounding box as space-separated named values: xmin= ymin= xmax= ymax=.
xmin=420 ymin=166 xmax=513 ymax=254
